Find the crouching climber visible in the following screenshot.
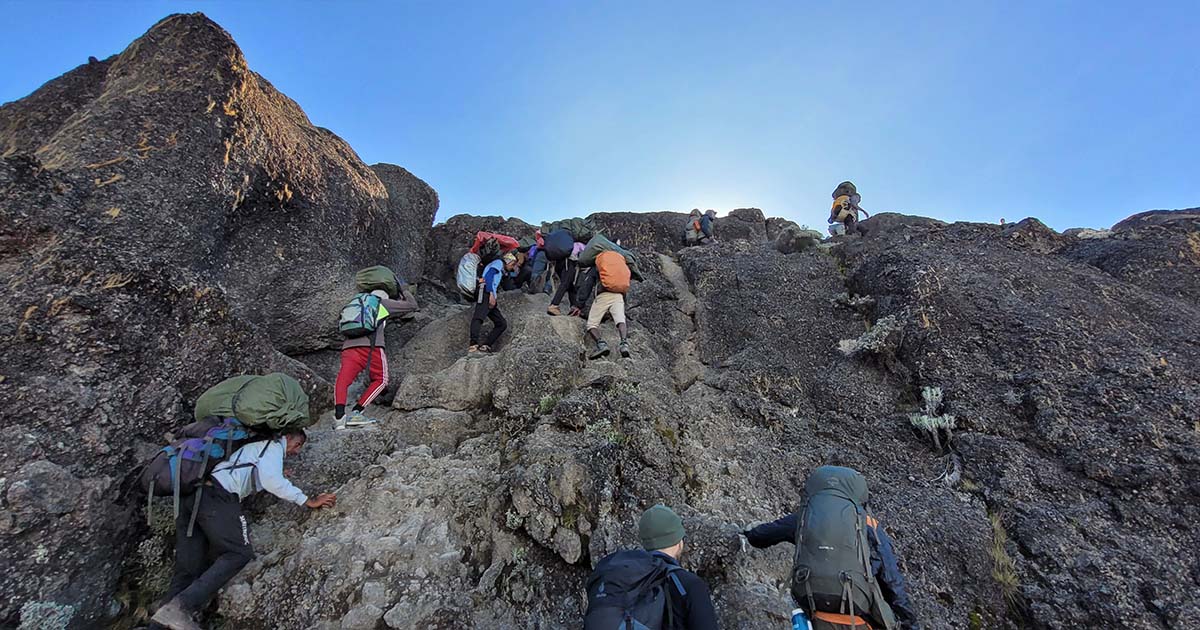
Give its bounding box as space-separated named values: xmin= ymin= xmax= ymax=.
xmin=470 ymin=252 xmax=519 ymax=353
xmin=585 ymin=504 xmax=719 ymax=629
xmin=151 ymin=430 xmax=336 ymax=630
xmin=742 ymin=466 xmax=920 ymax=630
xmin=334 ymin=267 xmax=419 ymax=430
xmin=577 ymin=250 xmax=632 ymax=359
xmin=683 ymin=209 xmax=718 ymax=246
xmin=829 ymin=181 xmax=869 ymax=235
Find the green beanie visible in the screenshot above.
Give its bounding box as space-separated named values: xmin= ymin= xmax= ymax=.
xmin=639 ymin=504 xmax=685 ymax=551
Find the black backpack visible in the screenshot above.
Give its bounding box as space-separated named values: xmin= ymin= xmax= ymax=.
xmin=791 ymin=466 xmax=897 ymax=630
xmin=585 ymin=550 xmax=686 ymax=630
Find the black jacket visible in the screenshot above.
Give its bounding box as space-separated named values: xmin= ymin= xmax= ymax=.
xmin=745 ymin=514 xmax=919 ymax=629
xmin=653 ymin=551 xmax=720 ymax=630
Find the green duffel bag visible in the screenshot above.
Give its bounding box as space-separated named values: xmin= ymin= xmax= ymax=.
xmin=354 ymin=265 xmax=400 ymax=298
xmin=578 ymin=234 xmax=643 ymax=282
xmin=193 ymin=373 xmax=312 ymax=430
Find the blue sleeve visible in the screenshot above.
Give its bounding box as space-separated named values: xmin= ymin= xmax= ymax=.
xmin=745 ymin=512 xmax=798 ymax=548
xmin=700 ymin=215 xmax=714 ymax=236
xmin=483 ymin=265 xmax=501 ymax=294
xmin=870 ymin=524 xmax=919 ymax=628
xmin=528 ymin=245 xmax=540 ymax=259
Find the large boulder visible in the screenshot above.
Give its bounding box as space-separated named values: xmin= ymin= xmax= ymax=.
xmin=0 ymin=13 xmax=433 ymax=626
xmin=370 ymin=163 xmax=439 ymax=284
xmin=421 ymin=214 xmax=536 ymax=301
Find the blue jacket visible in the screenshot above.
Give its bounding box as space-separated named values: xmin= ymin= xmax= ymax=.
xmin=745 ymin=512 xmax=919 ymax=629
xmin=481 ymin=259 xmax=504 ymax=295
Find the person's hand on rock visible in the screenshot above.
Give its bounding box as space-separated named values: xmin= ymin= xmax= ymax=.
xmin=305 ymin=493 xmax=337 ymax=509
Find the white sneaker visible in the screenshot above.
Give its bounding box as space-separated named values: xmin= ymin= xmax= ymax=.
xmin=334 ymin=417 xmax=348 ymax=430
xmin=344 ymin=411 xmax=378 ymax=427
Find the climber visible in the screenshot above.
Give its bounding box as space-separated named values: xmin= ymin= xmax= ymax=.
xmin=584 ymin=504 xmax=719 ymax=630
xmin=500 ymin=250 xmax=529 ymax=291
xmin=521 ymin=241 xmax=553 ymax=295
xmin=334 ymin=276 xmax=419 ymax=430
xmin=576 ymin=250 xmax=632 ymax=359
xmin=547 ymin=242 xmax=586 ymax=316
xmin=151 ymin=430 xmax=336 ymax=630
xmin=470 ymin=252 xmax=519 ymax=353
xmin=683 ymin=209 xmax=703 ymax=246
xmin=742 ymin=466 xmax=920 ymax=630
xmin=829 ymin=181 xmax=869 ymax=235
xmin=699 ymin=209 xmax=717 ymax=243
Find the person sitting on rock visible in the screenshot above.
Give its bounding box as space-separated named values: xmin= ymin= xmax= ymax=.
xmin=576 ymin=251 xmax=632 ymax=359
xmin=547 ymin=242 xmax=586 ymax=316
xmin=829 ymin=180 xmax=869 ymax=235
xmin=683 ymin=209 xmax=704 ymax=246
xmin=742 ymin=466 xmax=920 ymax=630
xmin=470 ymin=252 xmax=518 ymax=353
xmin=151 ymin=430 xmax=336 ymax=630
xmin=334 ymin=281 xmax=419 ymax=430
xmin=584 ymin=504 xmax=719 ymax=630
xmin=699 ymin=209 xmax=717 ymax=243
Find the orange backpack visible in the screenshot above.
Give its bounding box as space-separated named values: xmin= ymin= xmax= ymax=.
xmin=596 ymin=251 xmax=631 ymax=294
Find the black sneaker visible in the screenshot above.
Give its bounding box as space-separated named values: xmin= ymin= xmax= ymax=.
xmin=619 ymin=341 xmax=631 ymax=358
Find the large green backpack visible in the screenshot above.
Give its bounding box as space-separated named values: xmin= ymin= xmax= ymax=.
xmin=355 ymin=265 xmax=400 ymax=298
xmin=193 ymin=373 xmax=313 ymax=430
xmin=791 ymin=466 xmax=897 ymax=630
xmin=833 ymin=181 xmax=858 ymax=199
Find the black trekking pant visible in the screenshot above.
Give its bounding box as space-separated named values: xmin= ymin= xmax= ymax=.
xmin=164 ymin=484 xmax=254 ymax=612
xmin=470 ymin=296 xmax=507 ymax=346
xmin=551 ymin=259 xmax=579 ymax=307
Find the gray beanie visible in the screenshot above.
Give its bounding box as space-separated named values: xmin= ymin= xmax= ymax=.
xmin=639 ymin=504 xmax=685 ymax=550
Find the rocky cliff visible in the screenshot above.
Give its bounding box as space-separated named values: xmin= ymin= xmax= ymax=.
xmin=2 ymin=12 xmax=1198 ymax=630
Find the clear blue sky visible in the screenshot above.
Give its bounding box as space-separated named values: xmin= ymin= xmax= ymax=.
xmin=2 ymin=1 xmax=1197 ymax=230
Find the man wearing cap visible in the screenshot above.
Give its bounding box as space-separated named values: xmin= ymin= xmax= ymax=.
xmin=638 ymin=504 xmax=720 ymax=629
xmin=469 ymin=253 xmax=518 ymax=354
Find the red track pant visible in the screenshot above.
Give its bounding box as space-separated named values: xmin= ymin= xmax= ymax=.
xmin=335 ymin=347 xmax=388 ymax=407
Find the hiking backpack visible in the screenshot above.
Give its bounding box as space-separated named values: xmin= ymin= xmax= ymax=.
xmin=339 ymin=292 xmax=388 ymax=339
xmin=138 ymin=416 xmax=270 ymax=534
xmin=596 ymin=251 xmax=631 ymax=294
xmin=791 ymin=466 xmax=897 ymax=630
xmin=354 ymin=265 xmax=400 ymax=298
xmin=584 ymin=549 xmax=687 ymax=630
xmin=457 ymin=252 xmax=481 ymax=297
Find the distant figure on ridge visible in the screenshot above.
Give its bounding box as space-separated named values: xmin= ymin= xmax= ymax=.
xmin=829 ymin=181 xmax=869 ymax=235
xmin=683 ymin=209 xmax=718 ymax=246
xmin=470 ymin=252 xmax=519 ymax=353
xmin=334 ymin=266 xmax=418 ymax=430
xmin=742 ymin=466 xmax=920 ymax=630
xmin=151 ymin=430 xmax=336 ymax=630
xmin=584 ymin=505 xmax=719 ymax=629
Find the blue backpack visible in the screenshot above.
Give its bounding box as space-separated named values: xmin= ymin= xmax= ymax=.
xmin=584 ymin=550 xmax=687 ymax=630
xmin=138 ymin=416 xmax=268 ymax=535
xmin=339 ymin=293 xmax=388 ymax=338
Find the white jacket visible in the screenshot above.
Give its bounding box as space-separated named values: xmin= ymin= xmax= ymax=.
xmin=211 ymin=438 xmax=307 ymax=506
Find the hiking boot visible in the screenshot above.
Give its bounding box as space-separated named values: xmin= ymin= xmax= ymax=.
xmin=619 ymin=341 xmax=631 ymax=358
xmin=468 ymin=344 xmax=480 ymax=354
xmin=150 ymin=599 xmax=201 ymax=630
xmin=344 ymin=411 xmax=378 ymax=428
xmin=546 ymin=304 xmax=561 ymax=316
xmin=589 ymin=341 xmax=610 ymax=360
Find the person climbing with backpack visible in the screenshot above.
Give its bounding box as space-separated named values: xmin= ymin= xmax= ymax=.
xmin=585 ymin=504 xmax=719 ymax=630
xmin=576 ymin=249 xmax=634 ymax=359
xmin=150 ymin=428 xmax=335 ymax=630
xmin=334 ymin=266 xmax=418 ymax=430
xmin=742 ymin=466 xmax=920 ymax=630
xmin=469 ymin=252 xmax=519 ymax=353
xmin=829 ymin=181 xmax=869 ymax=235
xmin=547 ymin=241 xmax=586 ymax=316
xmin=683 ymin=209 xmax=703 ymax=246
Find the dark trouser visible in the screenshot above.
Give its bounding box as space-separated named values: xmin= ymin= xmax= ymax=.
xmin=551 ymin=259 xmax=578 ymax=307
xmin=470 ymin=297 xmax=507 ymax=346
xmin=529 ymin=252 xmax=552 ymax=294
xmin=164 ymin=484 xmax=254 ymax=612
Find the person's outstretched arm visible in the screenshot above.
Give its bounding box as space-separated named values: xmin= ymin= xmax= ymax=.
xmin=256 ymin=442 xmax=309 ymax=506
xmin=744 ymin=512 xmax=798 ymax=548
xmin=381 ymin=287 xmax=418 ymax=315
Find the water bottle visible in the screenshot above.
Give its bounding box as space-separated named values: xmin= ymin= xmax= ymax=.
xmin=791 ymin=608 xmax=813 ymax=630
